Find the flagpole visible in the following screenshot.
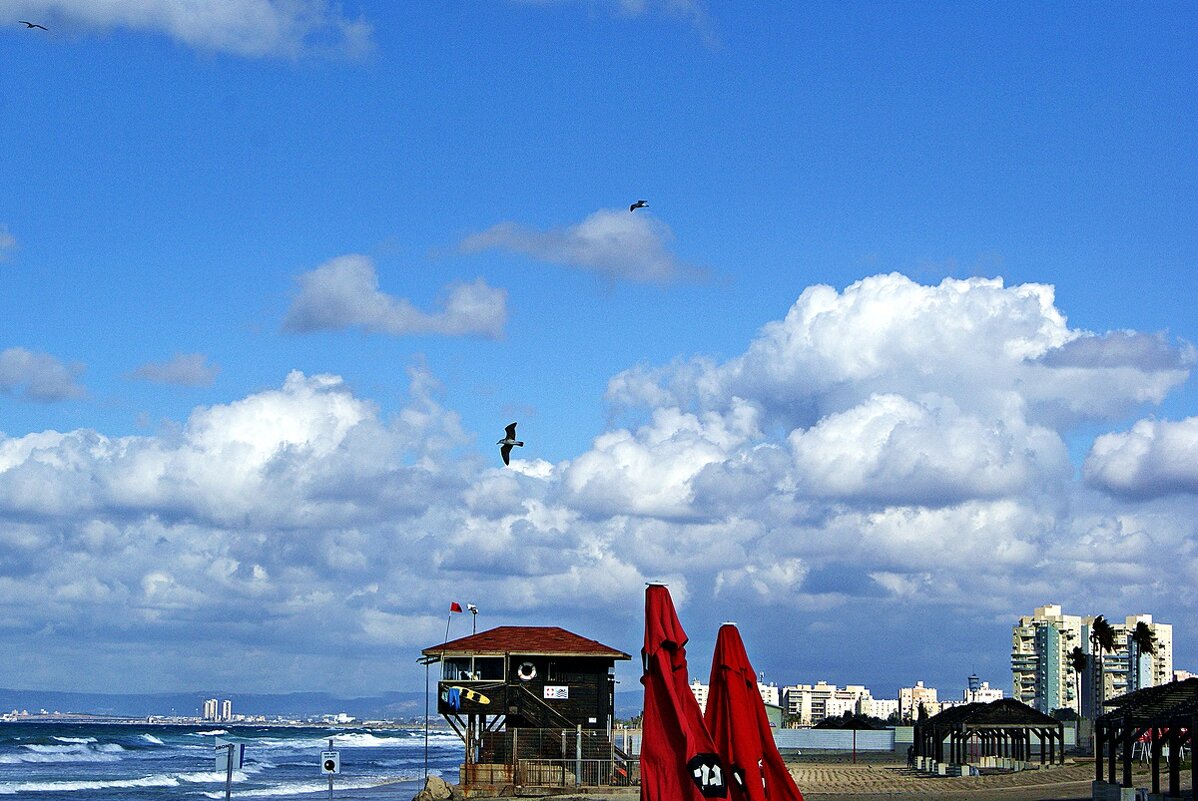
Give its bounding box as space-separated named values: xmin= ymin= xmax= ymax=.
xmin=445 ymin=612 xmax=452 ymax=642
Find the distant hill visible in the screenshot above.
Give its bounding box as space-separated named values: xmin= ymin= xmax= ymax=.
xmin=1 ymin=687 xmax=646 ymax=722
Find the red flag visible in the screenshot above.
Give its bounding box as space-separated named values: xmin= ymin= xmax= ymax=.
xmin=704 ymin=624 xmax=803 ymax=801
xmin=640 ymin=584 xmax=727 ymax=800
xmin=449 ymin=602 xmax=463 ymax=613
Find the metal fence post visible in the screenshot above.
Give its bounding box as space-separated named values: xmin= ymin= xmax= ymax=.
xmin=575 ymin=725 xmax=582 ymax=787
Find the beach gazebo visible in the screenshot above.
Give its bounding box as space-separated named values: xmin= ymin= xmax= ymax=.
xmin=914 ymin=698 xmax=1066 ymax=769
xmin=421 ymin=626 xmax=633 ymax=794
xmin=1094 ymin=677 xmax=1197 ymax=798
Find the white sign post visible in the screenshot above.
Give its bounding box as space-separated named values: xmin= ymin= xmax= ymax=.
xmin=321 ymin=738 xmax=340 ymax=801
xmin=214 ymin=739 xmax=244 ymax=801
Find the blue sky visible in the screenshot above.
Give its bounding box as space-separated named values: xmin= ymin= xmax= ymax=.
xmin=1 ymin=1 xmax=1196 ymax=701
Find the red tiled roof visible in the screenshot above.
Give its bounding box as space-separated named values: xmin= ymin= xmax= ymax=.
xmin=422 ymin=626 xmax=630 ymax=660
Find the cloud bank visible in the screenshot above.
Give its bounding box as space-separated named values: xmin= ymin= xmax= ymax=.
xmin=1 ymin=273 xmax=1195 ymax=694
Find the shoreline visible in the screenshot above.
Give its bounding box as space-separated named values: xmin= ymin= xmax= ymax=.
xmin=460 ymin=756 xmax=1193 ymax=801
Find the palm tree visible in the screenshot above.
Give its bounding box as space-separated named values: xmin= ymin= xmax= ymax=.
xmin=1090 ymin=615 xmax=1117 ymax=715
xmin=1130 ymin=621 xmax=1157 ymax=689
xmin=1068 ymin=646 xmax=1088 ymax=716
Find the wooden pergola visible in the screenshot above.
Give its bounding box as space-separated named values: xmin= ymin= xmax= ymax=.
xmin=914 ymin=699 xmax=1066 ymax=767
xmin=1095 ymin=677 xmax=1197 ymax=798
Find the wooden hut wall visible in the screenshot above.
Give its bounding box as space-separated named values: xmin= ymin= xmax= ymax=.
xmin=506 ymin=655 xmax=614 ymax=729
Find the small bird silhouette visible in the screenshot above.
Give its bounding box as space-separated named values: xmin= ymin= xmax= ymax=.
xmin=19 ymin=21 xmax=48 ymax=30
xmin=629 ymin=199 xmax=648 ymax=212
xmin=497 ymin=422 xmax=524 ymax=466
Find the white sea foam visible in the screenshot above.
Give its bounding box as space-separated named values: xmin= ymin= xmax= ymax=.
xmin=194 ymin=729 xmax=228 ymax=736
xmin=321 ymin=732 xmax=396 ymax=748
xmin=140 ymin=733 xmax=165 ymax=745
xmin=198 ymin=776 xmax=409 ymax=799
xmin=0 ymin=773 xmax=182 ymax=793
xmin=175 ymin=769 xmax=249 ymax=783
xmin=0 ymin=742 xmax=125 ymax=764
xmin=0 ymin=768 xmax=254 ymax=795
xmin=51 ymin=736 xmax=96 ymax=744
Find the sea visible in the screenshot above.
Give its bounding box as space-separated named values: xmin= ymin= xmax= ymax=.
xmin=0 ymin=722 xmax=463 ymax=799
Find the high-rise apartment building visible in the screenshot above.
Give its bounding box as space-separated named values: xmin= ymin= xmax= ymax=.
xmin=1012 ymin=605 xmax=1173 ymax=718
xmin=1080 ymin=614 xmax=1173 ymax=717
xmin=203 ymin=698 xmax=218 ymax=721
xmin=221 ymin=699 xmax=232 ymax=722
xmin=1012 ymin=605 xmax=1083 ymax=715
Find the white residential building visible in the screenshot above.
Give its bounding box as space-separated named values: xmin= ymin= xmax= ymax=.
xmin=690 ymin=678 xmax=781 ymax=713
xmin=1082 ymin=614 xmax=1173 ymax=716
xmin=781 ymin=682 xmax=880 ymax=725
xmin=221 ymin=699 xmax=232 ymax=722
xmin=964 ymin=679 xmax=1004 ymax=704
xmin=1012 ymin=605 xmax=1173 ymax=718
xmin=1011 ymin=604 xmax=1083 ymax=715
xmin=782 ymin=681 xmax=837 ymax=725
xmin=689 ymin=679 xmax=709 ymax=712
xmin=203 ymin=698 xmax=219 ymax=721
xmin=899 ymin=681 xmax=938 ymax=722
xmin=863 ymin=697 xmax=899 ymax=721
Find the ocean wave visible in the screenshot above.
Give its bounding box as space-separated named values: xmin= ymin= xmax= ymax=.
xmin=26 ymin=743 xmax=124 ymax=753
xmin=318 ymin=732 xmax=397 ymax=748
xmin=194 ymin=729 xmax=229 ymax=736
xmin=0 ymin=773 xmax=183 ymax=794
xmin=51 ymin=736 xmax=96 ymax=744
xmin=0 ymin=767 xmax=255 ymax=795
xmin=140 ymin=734 xmax=165 ymax=745
xmin=0 ymin=742 xmax=126 ymax=764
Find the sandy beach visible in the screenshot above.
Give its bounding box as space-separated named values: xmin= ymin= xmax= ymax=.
xmin=471 ymin=756 xmax=1192 ymax=801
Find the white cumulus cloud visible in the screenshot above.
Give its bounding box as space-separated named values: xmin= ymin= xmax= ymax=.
xmin=460 ymin=208 xmax=703 ymax=284
xmin=0 ymin=347 xmax=85 ymax=402
xmin=128 ymin=353 xmax=219 ymax=387
xmin=283 ymin=254 xmax=507 ymax=338
xmin=5 ymin=0 xmax=374 ymax=58
xmin=788 ymin=393 xmax=1070 ymax=506
xmin=1084 ymin=417 xmax=1198 ymax=499
xmin=606 ymin=274 xmax=1191 ymax=430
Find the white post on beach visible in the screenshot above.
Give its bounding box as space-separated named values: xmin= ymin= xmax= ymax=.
xmin=224 ymin=743 xmax=233 ymax=801
xmin=320 ymin=738 xmax=341 ymax=799
xmin=214 ymin=738 xmax=241 ymax=801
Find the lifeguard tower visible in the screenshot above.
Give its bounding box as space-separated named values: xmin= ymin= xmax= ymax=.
xmin=421 ymin=626 xmax=635 ymax=796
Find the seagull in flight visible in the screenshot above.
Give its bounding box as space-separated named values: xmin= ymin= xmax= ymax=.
xmin=629 ymin=199 xmax=648 ymax=212
xmin=497 ymin=422 xmax=524 ymax=466
xmin=19 ymin=21 xmax=48 ymax=30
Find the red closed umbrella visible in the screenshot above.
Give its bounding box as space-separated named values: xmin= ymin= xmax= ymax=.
xmin=704 ymin=623 xmax=804 ymax=801
xmin=640 ymin=584 xmax=727 ymax=800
